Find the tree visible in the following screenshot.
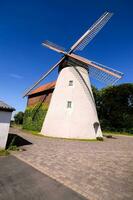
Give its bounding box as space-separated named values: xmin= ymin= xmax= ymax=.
xmin=14 ymin=111 xmax=24 ymax=124
xmin=98 ymin=83 xmax=133 ymax=131
xmin=92 ymin=85 xmax=101 ymax=114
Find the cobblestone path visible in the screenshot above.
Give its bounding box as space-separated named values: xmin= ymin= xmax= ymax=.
xmin=10 ymin=127 xmax=133 ymax=200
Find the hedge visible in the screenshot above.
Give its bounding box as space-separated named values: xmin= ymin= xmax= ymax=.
xmin=23 ymin=103 xmax=48 ymax=132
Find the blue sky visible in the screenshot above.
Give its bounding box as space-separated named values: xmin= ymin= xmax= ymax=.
xmin=0 ymin=0 xmax=133 ymax=113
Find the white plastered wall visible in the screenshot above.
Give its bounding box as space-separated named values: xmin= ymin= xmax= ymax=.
xmin=0 ymin=111 xmax=12 ymax=149
xmin=41 ymin=61 xmax=102 ymax=139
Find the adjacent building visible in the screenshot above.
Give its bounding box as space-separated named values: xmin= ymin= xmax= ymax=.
xmin=26 ymin=81 xmax=56 ymax=107
xmin=0 ymin=101 xmax=15 ymax=149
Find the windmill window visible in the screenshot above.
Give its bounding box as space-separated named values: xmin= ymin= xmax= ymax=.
xmin=69 ymin=80 xmax=73 ymax=86
xmin=67 ymin=101 xmax=72 ymax=108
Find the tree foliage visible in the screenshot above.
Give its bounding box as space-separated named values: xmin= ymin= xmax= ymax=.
xmin=22 ymin=83 xmax=133 ymax=133
xmin=94 ymin=83 xmax=133 ymax=132
xmin=14 ymin=111 xmax=24 ymax=124
xmin=23 ymin=103 xmax=48 ymax=131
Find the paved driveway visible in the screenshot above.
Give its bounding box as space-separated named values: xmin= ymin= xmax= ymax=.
xmin=0 ymin=156 xmax=86 ymax=200
xmin=10 ymin=127 xmax=133 ymax=200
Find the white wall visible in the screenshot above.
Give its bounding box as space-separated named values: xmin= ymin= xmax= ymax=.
xmin=41 ymin=62 xmax=102 ymax=139
xmin=0 ymin=111 xmax=12 ymax=149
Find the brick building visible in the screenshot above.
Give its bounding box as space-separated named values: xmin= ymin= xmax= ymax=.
xmin=26 ymin=81 xmax=56 ymax=107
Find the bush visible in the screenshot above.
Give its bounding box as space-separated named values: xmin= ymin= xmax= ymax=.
xmin=14 ymin=111 xmax=24 ymax=124
xmin=96 ymin=137 xmax=104 ymax=141
xmin=94 ymin=83 xmax=133 ymax=132
xmin=23 ymin=103 xmax=48 ymax=132
xmin=126 ymin=128 xmax=133 ymax=134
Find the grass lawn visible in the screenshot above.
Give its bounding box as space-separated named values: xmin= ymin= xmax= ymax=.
xmin=22 ymin=129 xmax=101 ymax=141
xmin=22 ymin=129 xmax=45 ymax=137
xmin=103 ymin=131 xmax=133 ymax=136
xmin=0 ymin=146 xmax=20 ymax=156
xmin=13 ymin=124 xmax=101 ymax=141
xmin=13 ymin=125 xmax=104 ymax=141
xmin=41 ymin=135 xmax=99 ymax=142
xmin=0 ymin=149 xmax=10 ymax=156
xmin=13 ymin=124 xmax=133 ymax=141
xmin=12 ymin=124 xmax=44 ymax=137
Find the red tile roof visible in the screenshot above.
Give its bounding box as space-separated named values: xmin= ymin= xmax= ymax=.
xmin=28 ymin=81 xmax=56 ymax=96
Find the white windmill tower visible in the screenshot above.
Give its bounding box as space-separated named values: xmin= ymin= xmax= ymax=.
xmin=23 ymin=12 xmax=123 ymax=139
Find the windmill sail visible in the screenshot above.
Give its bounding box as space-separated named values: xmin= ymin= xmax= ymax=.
xmin=24 ymin=11 xmax=123 ymax=96
xmin=88 ymin=61 xmax=123 ymax=85
xmin=23 ymin=11 xmax=124 ymax=140
xmin=23 ymin=57 xmax=64 ymax=97
xmin=42 ymin=40 xmax=66 ymax=54
xmin=66 ymin=53 xmax=123 ymax=85
xmin=70 ymin=12 xmax=113 ymax=52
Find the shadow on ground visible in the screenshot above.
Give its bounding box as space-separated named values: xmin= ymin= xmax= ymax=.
xmin=0 ymin=156 xmax=86 ymax=200
xmin=6 ymin=133 xmax=32 ymax=149
xmin=103 ymin=135 xmax=117 ymax=139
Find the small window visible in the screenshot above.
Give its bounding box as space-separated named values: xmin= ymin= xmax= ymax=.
xmin=69 ymin=80 xmax=73 ymax=86
xmin=67 ymin=101 xmax=72 ymax=108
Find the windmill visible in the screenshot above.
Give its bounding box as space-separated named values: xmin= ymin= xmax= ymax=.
xmin=23 ymin=12 xmax=123 ymax=139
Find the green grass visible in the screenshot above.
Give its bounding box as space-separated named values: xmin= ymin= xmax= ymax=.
xmin=0 ymin=133 xmax=21 ymax=156
xmin=0 ymin=146 xmax=19 ymax=156
xmin=8 ymin=145 xmax=20 ymax=151
xmin=14 ymin=126 xmax=103 ymax=142
xmin=66 ymin=138 xmax=98 ymax=142
xmin=11 ymin=123 xmax=22 ymax=129
xmin=12 ymin=124 xmax=43 ymax=137
xmin=63 ymin=138 xmax=102 ymax=142
xmin=103 ymin=131 xmax=133 ymax=136
xmin=43 ymin=135 xmax=99 ymax=142
xmin=0 ymin=149 xmax=10 ymax=156
xmin=22 ymin=128 xmax=44 ymax=137
xmin=21 ymin=128 xmax=103 ymax=141
xmin=14 ymin=124 xmax=104 ymax=141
